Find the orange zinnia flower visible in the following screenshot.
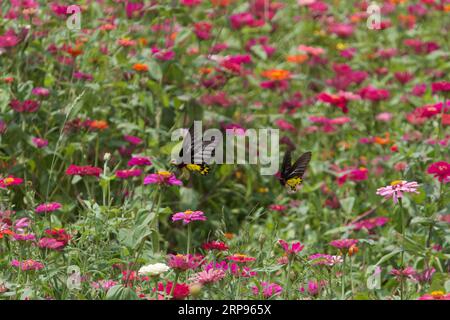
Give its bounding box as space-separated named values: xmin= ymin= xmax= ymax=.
xmin=67 ymin=45 xmax=83 ymax=57
xmin=211 ymin=0 xmax=232 ymax=6
xmin=132 ymin=63 xmax=149 ymax=72
xmin=89 ymin=120 xmax=108 ymax=130
xmin=224 ymin=233 xmax=234 ymax=240
xmin=138 ymin=38 xmax=148 ymax=46
xmin=261 ymin=69 xmax=291 ymax=81
xmin=442 ymin=114 xmax=450 ymax=126
xmin=286 ymin=54 xmax=308 ymax=64
xmin=199 ymin=67 xmax=213 ymax=75
xmin=374 ymin=132 xmax=391 ymax=145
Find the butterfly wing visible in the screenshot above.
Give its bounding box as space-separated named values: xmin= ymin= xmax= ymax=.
xmin=287 ymin=151 xmax=312 ymax=180
xmin=179 ymin=126 xmax=203 ymax=163
xmin=200 ymin=136 xmax=219 ymax=164
xmin=280 ymin=150 xmax=292 ymax=184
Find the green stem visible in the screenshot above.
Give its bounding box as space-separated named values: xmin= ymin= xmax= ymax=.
xmin=169 ymin=272 xmax=180 ymax=299
xmin=187 ymin=223 xmax=192 ymax=256
xmin=398 ymin=198 xmax=405 ymax=300
xmin=284 ymin=257 xmax=293 ymax=299
xmin=151 ymin=189 xmax=163 ymax=254
xmin=341 ymin=255 xmax=346 ymax=300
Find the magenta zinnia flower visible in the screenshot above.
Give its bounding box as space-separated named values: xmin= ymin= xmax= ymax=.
xmin=171 ymin=210 xmax=206 ymax=224
xmin=144 ymin=171 xmax=182 ymax=186
xmin=201 ymin=241 xmax=229 ymax=251
xmin=123 ymin=135 xmax=142 ymax=145
xmin=116 ymin=169 xmax=142 ymax=179
xmin=127 ymin=156 xmax=152 ymax=167
xmin=376 ymin=180 xmax=420 ymax=203
xmin=66 ymin=164 xmax=102 ymax=177
xmin=0 ymin=176 xmax=23 ymax=188
xmin=427 ymin=161 xmax=450 ymax=183
xmin=278 ymin=240 xmax=304 ymax=255
xmin=35 ymin=202 xmax=62 ymax=213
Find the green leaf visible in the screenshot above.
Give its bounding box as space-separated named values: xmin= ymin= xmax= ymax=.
xmin=340 ymin=197 xmax=355 ymax=215
xmin=105 ymin=285 xmax=139 ymax=300
xmin=375 ymin=249 xmax=402 ymax=266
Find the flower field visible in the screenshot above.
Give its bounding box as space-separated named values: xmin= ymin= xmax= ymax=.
xmin=0 ymin=0 xmax=449 ymax=301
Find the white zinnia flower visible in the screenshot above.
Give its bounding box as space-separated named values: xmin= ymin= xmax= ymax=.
xmin=138 ymin=263 xmax=170 ymax=276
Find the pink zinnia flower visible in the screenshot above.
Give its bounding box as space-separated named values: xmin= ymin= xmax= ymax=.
xmin=189 ymin=269 xmax=226 ymax=285
xmin=31 ymin=87 xmax=50 ymax=97
xmin=308 ymin=253 xmax=343 ymax=266
xmin=13 ymin=233 xmax=35 ymax=241
xmin=390 ymin=267 xmax=416 ymax=281
xmin=171 ymin=210 xmax=206 ymax=224
xmin=329 ymin=239 xmax=359 ymax=250
xmin=167 ymin=254 xmax=202 ymax=271
xmin=204 ymin=261 xmax=257 ymax=278
xmin=91 ymin=280 xmax=118 ymax=291
xmin=144 ymin=171 xmax=182 ymax=186
xmin=300 ymin=280 xmax=326 ymax=296
xmin=278 ymin=240 xmax=304 ymax=255
xmin=376 ymin=112 xmax=393 ymax=122
xmin=38 ymin=238 xmax=65 ymax=250
xmin=418 ymin=291 xmax=450 ymax=300
xmin=32 ymin=137 xmax=48 ymax=148
xmin=252 ymin=282 xmax=283 ymax=298
xmin=352 ymin=217 xmax=389 ymax=231
xmin=227 ymin=254 xmax=256 ymax=263
xmin=11 ymin=259 xmax=44 ymax=271
xmin=376 ymin=180 xmax=420 ymax=203
xmin=35 ymin=202 xmax=62 ymax=213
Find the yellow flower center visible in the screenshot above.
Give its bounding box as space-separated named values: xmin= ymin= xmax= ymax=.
xmin=157 ymin=171 xmax=171 ymax=177
xmin=336 ymin=43 xmax=346 ymax=51
xmin=184 ymin=210 xmax=193 ymax=215
xmin=390 ymin=180 xmax=404 ymax=186
xmin=431 ymin=291 xmax=444 ymax=298
xmin=3 ymin=177 xmax=14 ymax=185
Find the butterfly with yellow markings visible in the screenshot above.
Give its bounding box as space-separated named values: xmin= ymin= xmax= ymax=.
xmin=279 ymin=150 xmax=312 ymax=192
xmin=171 ymin=125 xmax=218 ymax=176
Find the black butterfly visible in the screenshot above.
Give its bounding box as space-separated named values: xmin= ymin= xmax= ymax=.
xmin=172 ymin=125 xmax=219 ymax=175
xmin=279 ymin=150 xmax=312 ymax=191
